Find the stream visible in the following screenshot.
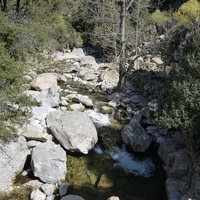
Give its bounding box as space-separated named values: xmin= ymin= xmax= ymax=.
xmin=61 ymin=80 xmax=167 ymax=200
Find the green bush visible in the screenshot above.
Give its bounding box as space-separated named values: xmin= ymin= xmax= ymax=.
xmin=158 ymin=54 xmax=200 ymax=151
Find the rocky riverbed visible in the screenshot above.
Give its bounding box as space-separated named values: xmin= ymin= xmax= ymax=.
xmin=0 ymin=48 xmax=197 ymax=200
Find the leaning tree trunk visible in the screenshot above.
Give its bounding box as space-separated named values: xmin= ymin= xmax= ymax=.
xmin=117 ymin=0 xmax=126 ymax=92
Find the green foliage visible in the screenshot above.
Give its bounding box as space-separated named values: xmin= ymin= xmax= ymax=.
xmin=173 ymin=0 xmax=200 ymax=28
xmin=158 ymin=51 xmax=200 ymax=151
xmin=151 ymin=9 xmax=171 ymax=25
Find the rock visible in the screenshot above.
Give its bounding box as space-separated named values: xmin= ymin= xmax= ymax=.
xmin=152 ymin=57 xmax=164 ymax=65
xmin=46 ymin=110 xmax=98 ymax=154
xmin=35 ymin=88 xmax=60 ymax=108
xmin=31 ymin=141 xmax=66 ymax=183
xmin=30 ymin=189 xmax=46 ymax=200
xmin=165 ymin=178 xmax=187 ymax=200
xmin=107 ymin=197 xmax=120 ymax=200
xmin=61 ymin=195 xmax=84 ymax=200
xmin=146 ymin=62 xmax=157 ymax=71
xmin=121 ymin=115 xmax=152 ymax=152
xmin=194 ymin=181 xmax=200 ymax=199
xmin=101 ymin=70 xmax=119 ymax=92
xmin=99 ymin=106 xmax=113 ymax=114
xmin=71 ymin=94 xmax=93 ymax=108
xmin=22 ymin=121 xmax=49 ymax=142
xmin=30 ymin=73 xmax=59 ymax=91
xmin=59 ymin=183 xmax=70 ymax=197
xmin=46 ymin=195 xmax=56 ymax=200
xmin=169 ymin=149 xmax=190 ymax=178
xmin=31 ymin=106 xmax=56 ymax=122
xmin=59 ymin=99 xmax=68 ymax=106
xmin=78 ymin=67 xmax=98 ymax=81
xmin=69 ymin=103 xmax=85 ymax=112
xmin=23 ymin=180 xmax=43 ymax=189
xmin=98 ymin=174 xmax=113 ymax=189
xmin=71 ymin=48 xmax=85 ymax=57
xmin=27 ymin=140 xmax=43 ymax=148
xmin=0 ymin=136 xmax=30 ymax=192
xmin=80 ymin=56 xmax=98 ymax=69
xmin=41 ymin=183 xmax=56 ymax=196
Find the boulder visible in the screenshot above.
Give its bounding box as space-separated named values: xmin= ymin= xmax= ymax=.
xmin=121 ymin=115 xmax=152 ymax=152
xmin=152 ymin=57 xmax=164 ymax=65
xmin=165 ymin=178 xmax=187 ymax=200
xmin=61 ymin=195 xmax=84 ymax=200
xmin=80 ymin=56 xmax=98 ymax=69
xmin=69 ymin=103 xmax=85 ymax=112
xmin=46 ymin=110 xmax=98 ymax=154
xmin=0 ymin=136 xmax=30 ymax=191
xmin=59 ymin=183 xmax=70 ymax=198
xmin=30 ymin=73 xmax=59 ymax=91
xmin=71 ymin=48 xmax=85 ymax=57
xmin=69 ymin=94 xmax=93 ymax=108
xmin=41 ymin=183 xmax=56 ymax=196
xmin=107 ymin=197 xmax=120 ymax=200
xmin=35 ymin=88 xmax=60 ymax=108
xmin=31 ymin=141 xmax=66 ymax=183
xmin=30 ymin=189 xmax=46 ymax=200
xmin=101 ymin=70 xmax=119 ymax=92
xmin=78 ymin=67 xmax=98 ymax=81
xmin=22 ymin=121 xmax=49 ymax=142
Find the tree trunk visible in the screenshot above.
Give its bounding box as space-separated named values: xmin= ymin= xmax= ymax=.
xmin=16 ymin=0 xmax=21 ymax=13
xmin=117 ymin=0 xmax=126 ymax=91
xmin=1 ymin=0 xmax=7 ymax=11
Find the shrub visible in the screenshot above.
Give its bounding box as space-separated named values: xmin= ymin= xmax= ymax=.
xmin=158 ymin=53 xmax=200 ymax=151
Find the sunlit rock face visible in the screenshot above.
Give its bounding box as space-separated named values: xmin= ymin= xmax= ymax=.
xmin=31 ymin=141 xmax=66 ymax=183
xmin=0 ymin=136 xmax=30 ymax=192
xmin=46 ymin=110 xmax=98 ymax=154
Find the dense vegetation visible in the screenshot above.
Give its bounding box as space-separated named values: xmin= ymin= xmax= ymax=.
xmin=0 ymin=0 xmax=199 ymax=151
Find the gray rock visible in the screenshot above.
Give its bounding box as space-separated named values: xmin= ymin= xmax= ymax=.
xmin=101 ymin=70 xmax=119 ymax=92
xmin=69 ymin=103 xmax=85 ymax=112
xmin=165 ymin=178 xmax=187 ymax=200
xmin=0 ymin=136 xmax=30 ymax=192
xmin=71 ymin=48 xmax=85 ymax=57
xmin=46 ymin=195 xmax=56 ymax=200
xmin=22 ymin=121 xmax=49 ymax=142
xmin=41 ymin=183 xmax=56 ymax=196
xmin=27 ymin=140 xmax=43 ymax=148
xmin=59 ymin=183 xmax=70 ymax=197
xmin=71 ymin=94 xmax=93 ymax=108
xmin=61 ymin=195 xmax=84 ymax=200
xmin=31 ymin=141 xmax=66 ymax=183
xmin=152 ymin=57 xmax=163 ymax=65
xmin=80 ymin=56 xmax=98 ymax=69
xmin=30 ymin=189 xmax=46 ymax=200
xmin=23 ymin=180 xmax=43 ymax=190
xmin=121 ymin=115 xmax=152 ymax=152
xmin=99 ymin=106 xmax=113 ymax=114
xmin=36 ymin=88 xmax=60 ymax=108
xmin=30 ymin=73 xmax=59 ymax=91
xmin=46 ymin=110 xmax=98 ymax=154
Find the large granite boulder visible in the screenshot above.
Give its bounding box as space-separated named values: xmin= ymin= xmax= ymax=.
xmin=35 ymin=88 xmax=60 ymax=108
xmin=101 ymin=70 xmax=119 ymax=92
xmin=0 ymin=136 xmax=30 ymax=191
xmin=121 ymin=114 xmax=152 ymax=152
xmin=61 ymin=195 xmax=84 ymax=200
xmin=30 ymin=73 xmax=59 ymax=91
xmin=31 ymin=141 xmax=66 ymax=183
xmin=46 ymin=110 xmax=98 ymax=154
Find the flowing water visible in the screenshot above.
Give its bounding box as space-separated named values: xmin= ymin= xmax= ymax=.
xmin=62 ymin=79 xmax=167 ymax=200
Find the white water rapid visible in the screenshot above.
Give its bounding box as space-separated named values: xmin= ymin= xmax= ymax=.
xmin=93 ymin=145 xmax=155 ymax=177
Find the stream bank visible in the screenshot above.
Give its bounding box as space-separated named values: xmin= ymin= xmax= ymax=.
xmin=0 ymin=48 xmax=172 ymax=200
